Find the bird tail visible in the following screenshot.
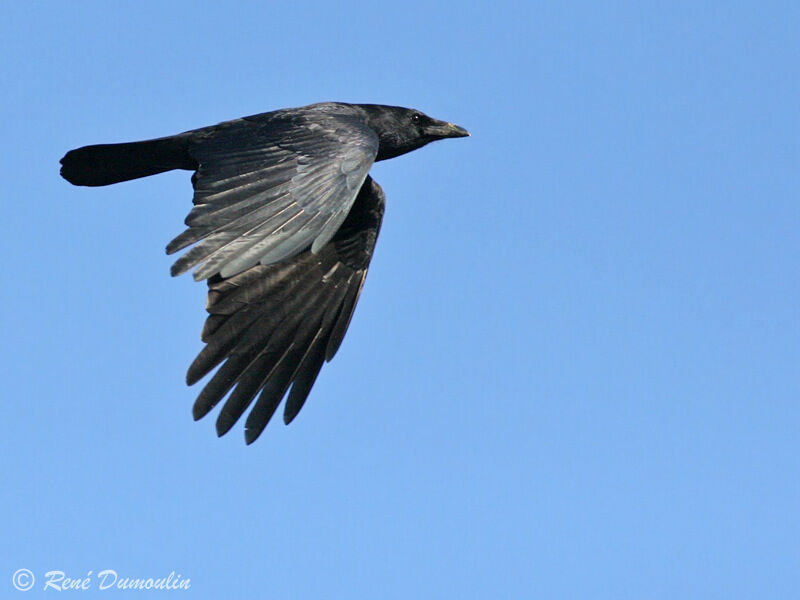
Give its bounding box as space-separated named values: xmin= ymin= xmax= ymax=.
xmin=60 ymin=135 xmax=196 ymax=187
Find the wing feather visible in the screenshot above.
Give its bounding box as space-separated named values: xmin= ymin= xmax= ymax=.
xmin=166 ymin=109 xmax=378 ymax=280
xmin=188 ymin=177 xmax=386 ymax=442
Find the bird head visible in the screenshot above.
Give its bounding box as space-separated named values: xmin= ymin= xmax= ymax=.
xmin=359 ymin=104 xmax=469 ymax=161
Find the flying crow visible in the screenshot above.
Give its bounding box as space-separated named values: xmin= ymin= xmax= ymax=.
xmin=60 ymin=102 xmax=469 ymax=443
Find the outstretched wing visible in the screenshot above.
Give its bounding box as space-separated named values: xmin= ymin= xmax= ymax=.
xmin=189 ymin=176 xmax=386 ymax=443
xmin=167 ymin=110 xmax=379 ymax=281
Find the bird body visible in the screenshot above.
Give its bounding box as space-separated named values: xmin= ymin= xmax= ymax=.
xmin=60 ymin=102 xmax=468 ymax=443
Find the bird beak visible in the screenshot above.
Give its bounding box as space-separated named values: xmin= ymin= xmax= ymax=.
xmin=426 ymin=119 xmax=470 ymax=139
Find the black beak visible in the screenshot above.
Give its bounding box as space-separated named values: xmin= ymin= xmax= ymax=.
xmin=426 ymin=119 xmax=470 ymax=139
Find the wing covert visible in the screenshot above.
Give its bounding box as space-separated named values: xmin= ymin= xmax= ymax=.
xmin=166 ymin=111 xmax=379 ymax=281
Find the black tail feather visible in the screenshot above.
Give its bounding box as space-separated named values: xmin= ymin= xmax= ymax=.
xmin=60 ymin=135 xmax=196 ymax=187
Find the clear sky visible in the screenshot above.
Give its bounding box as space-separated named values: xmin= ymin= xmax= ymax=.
xmin=2 ymin=1 xmax=798 ymax=598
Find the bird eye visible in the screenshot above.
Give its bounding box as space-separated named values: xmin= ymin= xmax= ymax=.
xmin=411 ymin=113 xmax=422 ymax=122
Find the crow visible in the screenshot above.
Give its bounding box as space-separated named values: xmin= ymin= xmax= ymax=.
xmin=60 ymin=102 xmax=469 ymax=444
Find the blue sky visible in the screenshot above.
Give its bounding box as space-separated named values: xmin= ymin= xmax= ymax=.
xmin=2 ymin=1 xmax=798 ymax=598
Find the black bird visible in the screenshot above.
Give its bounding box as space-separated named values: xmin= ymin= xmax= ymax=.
xmin=60 ymin=102 xmax=469 ymax=443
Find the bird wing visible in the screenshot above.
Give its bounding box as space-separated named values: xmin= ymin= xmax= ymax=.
xmin=188 ymin=176 xmax=385 ymax=443
xmin=166 ymin=111 xmax=379 ymax=281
